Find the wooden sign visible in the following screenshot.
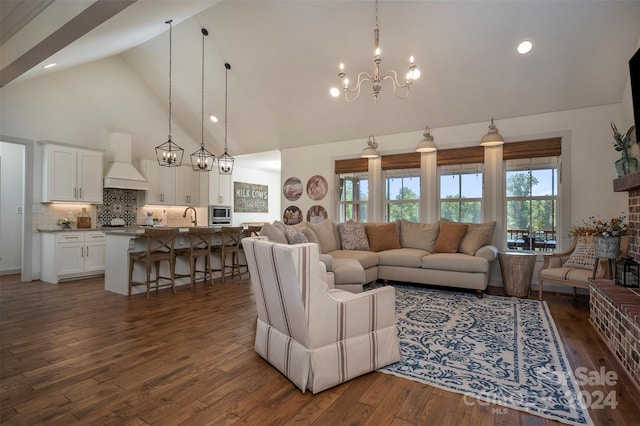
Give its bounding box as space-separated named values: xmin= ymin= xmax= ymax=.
xmin=234 ymin=181 xmax=268 ymax=213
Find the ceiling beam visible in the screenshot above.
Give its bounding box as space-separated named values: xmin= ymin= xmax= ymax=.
xmin=0 ymin=0 xmax=136 ymax=87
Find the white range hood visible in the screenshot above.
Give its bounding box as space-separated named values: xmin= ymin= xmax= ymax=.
xmin=103 ymin=132 xmax=150 ymax=191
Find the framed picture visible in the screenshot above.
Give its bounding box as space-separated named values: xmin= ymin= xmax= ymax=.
xmin=306 ymin=175 xmax=328 ymax=201
xmin=283 ymin=205 xmax=303 ymax=225
xmin=234 ymin=181 xmax=268 ymax=213
xmin=283 ymin=177 xmax=303 ymax=201
xmin=307 ymin=205 xmax=328 ymax=223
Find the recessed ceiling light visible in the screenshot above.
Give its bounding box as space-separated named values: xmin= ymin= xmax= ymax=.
xmin=517 ymin=40 xmax=533 ymax=55
xmin=43 ymin=62 xmax=57 ymax=69
xmin=209 ymin=115 xmax=218 ymax=123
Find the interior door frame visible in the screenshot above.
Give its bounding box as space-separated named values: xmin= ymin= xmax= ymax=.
xmin=0 ymin=135 xmax=34 ymax=282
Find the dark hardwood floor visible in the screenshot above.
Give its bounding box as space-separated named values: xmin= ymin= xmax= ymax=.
xmin=1 ymin=274 xmax=639 ymax=425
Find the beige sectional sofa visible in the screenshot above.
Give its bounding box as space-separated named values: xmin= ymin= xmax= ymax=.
xmin=260 ymin=218 xmax=498 ymax=297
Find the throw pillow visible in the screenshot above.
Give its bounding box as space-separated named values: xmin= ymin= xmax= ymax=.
xmin=306 ymin=219 xmax=339 ymax=253
xmin=285 ymin=226 xmax=309 ymax=245
xmin=300 ymin=226 xmax=320 ymax=245
xmin=338 ymin=222 xmax=370 ymax=251
xmin=434 ymin=222 xmax=469 ymax=253
xmin=259 ymin=222 xmax=288 ymax=244
xmin=564 ymin=236 xmax=595 ymax=269
xmin=399 ymin=220 xmax=440 ymax=252
xmin=365 ymin=223 xmax=401 ymax=252
xmin=459 ymin=221 xmax=496 ymax=255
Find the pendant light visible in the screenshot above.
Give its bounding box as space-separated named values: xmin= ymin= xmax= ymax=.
xmin=218 ymin=62 xmax=234 ymax=175
xmin=190 ymin=28 xmax=215 ymax=172
xmin=480 ymin=118 xmax=505 ymax=146
xmin=361 ymin=134 xmax=379 ymax=158
xmin=156 ymin=19 xmax=184 ymax=167
xmin=416 ymin=126 xmax=437 ymax=152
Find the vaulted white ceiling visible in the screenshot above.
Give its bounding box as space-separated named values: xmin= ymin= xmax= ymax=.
xmin=2 ymin=0 xmax=640 ymax=158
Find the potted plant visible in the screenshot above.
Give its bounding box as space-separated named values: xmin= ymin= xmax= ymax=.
xmin=56 ymin=217 xmax=75 ymax=230
xmin=611 ymin=122 xmax=637 ymax=177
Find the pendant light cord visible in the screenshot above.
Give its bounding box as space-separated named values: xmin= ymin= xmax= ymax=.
xmin=224 ymin=62 xmax=230 ymax=153
xmin=166 ymin=20 xmax=173 ymax=140
xmin=201 ymin=28 xmax=205 ymax=148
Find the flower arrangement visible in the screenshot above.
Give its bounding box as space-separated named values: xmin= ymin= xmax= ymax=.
xmin=56 ymin=217 xmax=75 ymax=226
xmin=568 ymin=215 xmax=629 ymax=238
xmin=152 ymin=217 xmax=162 ymax=223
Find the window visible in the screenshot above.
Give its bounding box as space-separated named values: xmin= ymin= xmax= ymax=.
xmin=336 ymin=157 xmax=369 ymax=222
xmin=505 ymin=157 xmax=558 ymax=251
xmin=439 ymin=164 xmax=483 ymax=223
xmin=338 ymin=172 xmax=369 ymax=222
xmin=385 ymin=169 xmax=420 ymax=222
xmin=503 ymin=138 xmax=561 ymax=251
xmin=381 ymin=152 xmax=421 ymax=222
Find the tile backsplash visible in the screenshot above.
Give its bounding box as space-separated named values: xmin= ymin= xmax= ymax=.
xmin=97 ymin=189 xmax=138 ymax=226
xmin=33 ymin=188 xmax=208 ymax=229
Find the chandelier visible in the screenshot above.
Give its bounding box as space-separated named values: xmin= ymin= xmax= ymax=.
xmin=190 ymin=27 xmax=215 ymax=172
xmin=156 ymin=19 xmax=184 ymax=167
xmin=330 ymin=0 xmax=420 ymax=104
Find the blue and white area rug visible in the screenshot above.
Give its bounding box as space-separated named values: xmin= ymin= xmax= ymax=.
xmin=380 ymin=285 xmax=594 ymax=426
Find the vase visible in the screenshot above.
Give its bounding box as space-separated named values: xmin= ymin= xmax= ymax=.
xmin=593 ymin=235 xmax=620 ymax=259
xmin=615 ymin=155 xmax=638 ymax=177
xmin=61 ymin=224 xmax=71 ymax=230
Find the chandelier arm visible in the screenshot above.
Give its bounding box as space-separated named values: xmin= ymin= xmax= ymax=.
xmin=380 ymin=70 xmax=412 ymax=99
xmin=343 ymin=71 xmax=373 ymax=102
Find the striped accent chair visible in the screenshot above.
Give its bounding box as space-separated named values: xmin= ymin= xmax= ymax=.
xmin=242 ymin=237 xmax=401 ymax=394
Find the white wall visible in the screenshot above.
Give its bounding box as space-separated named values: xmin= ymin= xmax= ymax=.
xmin=0 ymin=142 xmax=24 ymax=274
xmin=281 ymin=103 xmax=628 ymax=244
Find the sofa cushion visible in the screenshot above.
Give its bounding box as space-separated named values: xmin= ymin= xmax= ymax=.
xmin=332 ymin=258 xmax=366 ymax=284
xmin=399 ymin=220 xmax=439 ymax=252
xmin=285 ymin=226 xmax=309 ymax=245
xmin=300 ymin=226 xmax=319 ymax=245
xmin=422 ymin=253 xmax=489 ymax=273
xmin=539 ymin=266 xmax=593 ymax=285
xmin=434 ymin=223 xmax=468 ymax=253
xmin=459 ymin=221 xmax=496 ymax=255
xmin=365 ymin=223 xmax=401 ymax=252
xmin=564 ymin=236 xmax=595 ymax=270
xmin=329 ymin=250 xmax=379 ymax=270
xmin=378 ymin=248 xmax=430 ymax=268
xmin=338 ymin=222 xmax=370 ymax=251
xmin=306 ymin=219 xmax=339 ymax=254
xmin=259 ymin=222 xmax=288 ymax=244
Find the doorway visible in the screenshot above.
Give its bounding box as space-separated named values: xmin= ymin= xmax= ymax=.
xmin=0 ymin=136 xmax=34 ymax=282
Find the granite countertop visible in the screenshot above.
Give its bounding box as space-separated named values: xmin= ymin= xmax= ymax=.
xmin=38 ymin=225 xmax=226 ymax=236
xmin=37 ymin=227 xmax=108 ymax=233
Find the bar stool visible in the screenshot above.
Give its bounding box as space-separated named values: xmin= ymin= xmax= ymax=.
xmin=212 ymin=226 xmax=244 ymax=282
xmin=174 ymin=227 xmax=216 ymax=289
xmin=128 ymin=228 xmax=179 ymax=299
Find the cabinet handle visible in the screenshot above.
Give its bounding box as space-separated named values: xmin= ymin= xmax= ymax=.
xmin=74 ymin=187 xmax=77 ymax=198
xmin=79 ymin=188 xmax=82 ymax=199
xmin=64 ymin=236 xmax=80 ymax=240
xmin=81 ymin=246 xmax=84 ymax=258
xmin=86 ymin=246 xmax=89 ymax=257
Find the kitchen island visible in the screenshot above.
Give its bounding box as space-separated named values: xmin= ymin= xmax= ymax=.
xmin=104 ymin=227 xmax=237 ymax=296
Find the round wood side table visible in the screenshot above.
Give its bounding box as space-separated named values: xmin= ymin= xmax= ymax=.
xmin=498 ymin=251 xmax=537 ymax=298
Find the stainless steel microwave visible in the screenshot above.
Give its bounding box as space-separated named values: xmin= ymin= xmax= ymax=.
xmin=208 ymin=205 xmax=232 ymax=225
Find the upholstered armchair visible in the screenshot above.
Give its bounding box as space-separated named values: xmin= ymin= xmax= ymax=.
xmin=242 ymin=237 xmax=401 ymax=394
xmin=538 ymin=236 xmax=609 ymax=300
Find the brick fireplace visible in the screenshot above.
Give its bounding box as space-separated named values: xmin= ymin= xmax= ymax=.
xmin=589 ymin=173 xmax=640 ymax=389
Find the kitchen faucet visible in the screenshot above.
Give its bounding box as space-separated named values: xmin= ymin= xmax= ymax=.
xmin=183 ymin=207 xmax=197 ymax=226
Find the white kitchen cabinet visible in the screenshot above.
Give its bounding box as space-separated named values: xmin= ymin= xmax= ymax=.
xmin=40 ymin=231 xmax=105 ymax=283
xmin=175 ymin=166 xmax=200 ymax=206
xmin=139 ymin=160 xmax=200 ymax=206
xmin=139 ymin=159 xmax=175 ymax=205
xmin=41 ymin=143 xmax=103 ymax=203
